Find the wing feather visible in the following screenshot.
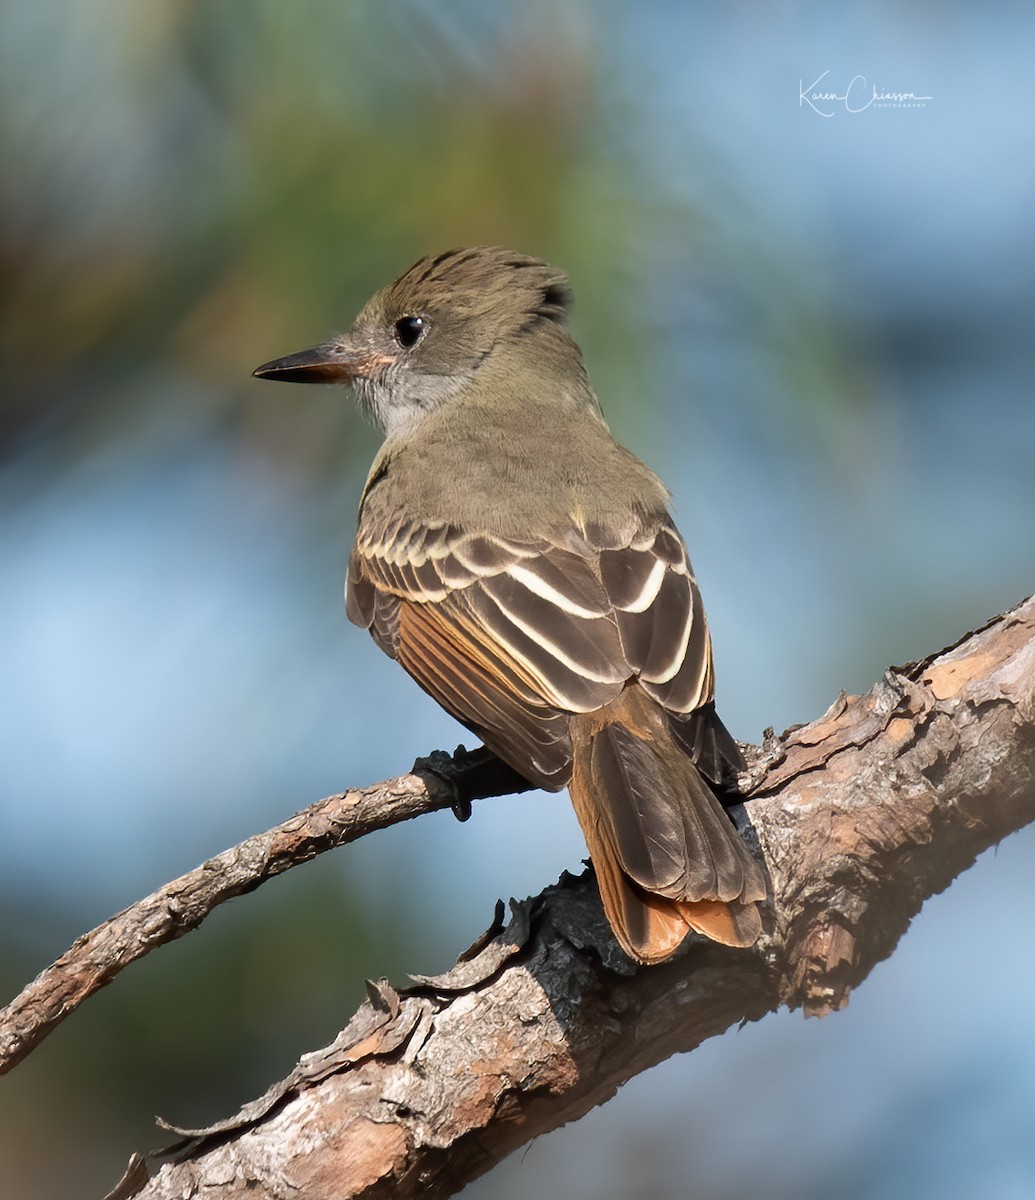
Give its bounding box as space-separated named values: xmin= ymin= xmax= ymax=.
xmin=398 ymin=598 xmax=571 ymax=788
xmin=347 ymin=510 xmax=726 ymax=783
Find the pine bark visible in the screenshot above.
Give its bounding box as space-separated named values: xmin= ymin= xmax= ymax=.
xmin=61 ymin=598 xmax=1035 ymax=1199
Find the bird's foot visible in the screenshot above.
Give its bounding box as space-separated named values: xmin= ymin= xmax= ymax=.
xmin=412 ymin=743 xmax=535 ymax=822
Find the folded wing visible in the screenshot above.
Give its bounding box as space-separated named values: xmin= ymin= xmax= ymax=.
xmin=347 ymin=512 xmax=740 ymax=786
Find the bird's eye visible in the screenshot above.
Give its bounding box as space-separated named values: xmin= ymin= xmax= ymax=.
xmin=394 ymin=315 xmax=426 ymax=349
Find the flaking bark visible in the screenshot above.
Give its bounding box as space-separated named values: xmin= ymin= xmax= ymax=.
xmin=9 ymin=599 xmax=1035 ymax=1200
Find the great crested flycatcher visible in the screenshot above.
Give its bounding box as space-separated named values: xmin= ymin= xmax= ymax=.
xmin=254 ymin=246 xmax=766 ymax=963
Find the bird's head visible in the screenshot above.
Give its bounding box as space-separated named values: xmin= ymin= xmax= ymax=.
xmin=253 ymin=246 xmax=580 ymax=437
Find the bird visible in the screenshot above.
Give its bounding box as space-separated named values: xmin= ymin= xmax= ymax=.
xmin=253 ymin=246 xmax=766 ymax=963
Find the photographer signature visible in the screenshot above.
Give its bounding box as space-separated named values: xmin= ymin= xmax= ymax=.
xmin=800 ymin=71 xmax=932 ymax=116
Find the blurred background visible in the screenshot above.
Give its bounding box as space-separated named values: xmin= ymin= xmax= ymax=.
xmin=2 ymin=2 xmax=1033 ymax=1198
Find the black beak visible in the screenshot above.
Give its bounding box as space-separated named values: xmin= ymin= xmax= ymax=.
xmin=252 ymin=342 xmax=394 ymax=384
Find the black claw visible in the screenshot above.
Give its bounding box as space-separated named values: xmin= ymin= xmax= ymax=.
xmin=451 ymin=796 xmax=473 ymax=823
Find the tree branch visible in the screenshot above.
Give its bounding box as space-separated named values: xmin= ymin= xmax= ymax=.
xmin=9 ymin=598 xmax=1035 ymax=1200
xmin=0 ymin=747 xmax=528 ymax=1076
xmin=118 ymin=595 xmax=1035 ymax=1199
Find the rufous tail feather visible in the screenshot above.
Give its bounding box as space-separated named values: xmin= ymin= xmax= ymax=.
xmin=568 ymin=686 xmax=765 ymax=964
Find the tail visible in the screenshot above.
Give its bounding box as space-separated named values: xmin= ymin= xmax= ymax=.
xmin=568 ymin=687 xmax=766 ymax=964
